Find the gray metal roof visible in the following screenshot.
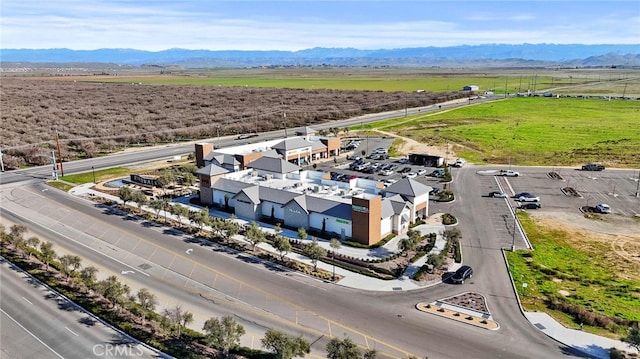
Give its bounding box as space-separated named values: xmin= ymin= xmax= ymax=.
xmin=272 ymin=137 xmax=314 ymax=151
xmin=246 ymin=156 xmax=300 ymax=174
xmin=258 ymin=187 xmax=300 ymax=205
xmin=384 ymin=178 xmax=431 ymax=198
xmin=233 ymin=186 xmax=260 ymax=204
xmin=211 ymin=177 xmax=254 ymax=193
xmin=196 ymin=164 xmax=229 ymax=177
xmin=306 ymin=196 xmax=352 ymax=220
xmin=311 ymin=141 xmax=327 ymax=151
xmin=381 ymin=198 xmax=394 ymax=218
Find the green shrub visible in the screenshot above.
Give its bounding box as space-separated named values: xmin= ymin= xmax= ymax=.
xmin=442 ymin=213 xmax=457 ymax=225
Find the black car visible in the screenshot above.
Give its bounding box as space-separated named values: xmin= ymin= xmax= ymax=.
xmin=582 ymin=163 xmax=605 ymax=171
xmin=451 ymin=265 xmax=473 ymax=284
xmin=400 ymin=166 xmax=412 ymax=173
xmin=520 ymin=203 xmax=541 ymax=209
xmin=429 ymin=187 xmax=440 ymax=195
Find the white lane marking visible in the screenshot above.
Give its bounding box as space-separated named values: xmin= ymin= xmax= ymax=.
xmin=22 ymin=297 xmax=33 ymax=305
xmin=0 ymin=308 xmax=65 ymax=359
xmin=23 ymin=216 xmax=150 ymax=277
xmin=185 ymin=248 xmax=193 ymax=254
xmin=121 ymin=270 xmax=135 ymax=275
xmin=65 ymin=326 xmax=79 ymax=337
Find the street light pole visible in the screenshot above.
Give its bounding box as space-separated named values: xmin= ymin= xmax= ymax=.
xmin=635 ymin=170 xmax=640 ymax=197
xmin=92 ymin=166 xmax=96 ymax=184
xmin=512 ymin=210 xmax=517 ymax=252
xmin=51 ymin=150 xmax=58 ymax=180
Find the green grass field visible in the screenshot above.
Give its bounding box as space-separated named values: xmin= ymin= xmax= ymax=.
xmin=506 ymin=213 xmax=640 ymax=337
xmin=61 ymin=167 xmax=131 ymax=185
xmin=367 ymin=97 xmax=640 ymax=167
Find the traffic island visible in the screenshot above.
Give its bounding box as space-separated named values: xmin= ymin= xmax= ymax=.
xmin=416 ymin=292 xmax=500 ymax=330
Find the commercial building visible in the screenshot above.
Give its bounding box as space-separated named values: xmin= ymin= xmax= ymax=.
xmin=195 ymin=130 xmax=431 ymax=245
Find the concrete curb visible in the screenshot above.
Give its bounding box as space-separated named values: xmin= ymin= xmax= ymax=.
xmin=416 ymin=302 xmax=500 ymax=330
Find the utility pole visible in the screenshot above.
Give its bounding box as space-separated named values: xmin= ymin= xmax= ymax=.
xmin=504 ymin=77 xmax=508 ymax=98
xmin=283 ymin=112 xmax=288 ymax=137
xmin=0 ymin=149 xmax=4 ymax=172
xmin=635 ymin=170 xmax=640 ymax=197
xmin=404 ymin=92 xmax=408 ymax=117
xmin=56 ymin=132 xmax=65 ymax=176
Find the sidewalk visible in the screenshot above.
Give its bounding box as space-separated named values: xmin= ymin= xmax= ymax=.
xmin=69 ymin=183 xmax=637 ymax=359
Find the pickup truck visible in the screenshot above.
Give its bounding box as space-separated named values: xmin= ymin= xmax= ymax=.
xmin=500 ymin=170 xmax=520 ymax=177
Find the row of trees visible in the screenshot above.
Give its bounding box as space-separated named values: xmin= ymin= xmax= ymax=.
xmin=2 ymin=223 xmax=385 ymax=358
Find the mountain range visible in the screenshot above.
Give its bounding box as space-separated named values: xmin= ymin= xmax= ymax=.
xmin=2 ymin=44 xmax=639 ymax=68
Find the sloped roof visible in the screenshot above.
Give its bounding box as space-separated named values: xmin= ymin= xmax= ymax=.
xmin=306 ymin=196 xmax=352 ymax=220
xmin=384 ymin=178 xmax=431 ymax=198
xmin=247 ymin=156 xmax=300 ymax=174
xmin=233 ymin=186 xmax=260 ymax=204
xmin=272 ymin=137 xmax=314 ymax=151
xmin=196 ymin=164 xmax=229 ymax=177
xmin=261 ymin=149 xmax=282 ymax=158
xmin=211 ymin=177 xmax=254 ymax=193
xmin=381 ymin=198 xmax=394 ymax=218
xmin=259 ymin=187 xmax=300 ymax=205
xmin=311 ymin=141 xmax=327 ymax=151
xmin=285 ymin=195 xmax=309 ymax=214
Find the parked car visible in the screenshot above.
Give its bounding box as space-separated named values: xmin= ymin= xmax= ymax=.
xmin=515 ymin=192 xmax=540 ymax=202
xmin=451 ymin=265 xmax=473 ymax=284
xmin=520 ymin=202 xmax=541 ymax=209
xmin=429 ymin=169 xmax=445 ymax=177
xmin=429 ymin=187 xmax=440 ymax=195
xmin=500 ymin=169 xmax=520 ymax=177
xmin=416 ymin=169 xmax=428 ymax=176
xmin=582 ymin=163 xmax=605 ymax=171
xmin=488 ymin=191 xmax=507 ymax=198
xmin=400 ymin=166 xmax=412 ymax=173
xmin=398 ymin=158 xmax=409 ymax=164
xmin=380 ymin=169 xmax=394 ymax=176
xmin=595 ymin=204 xmax=611 ymax=214
xmin=404 ymin=172 xmax=417 ymax=178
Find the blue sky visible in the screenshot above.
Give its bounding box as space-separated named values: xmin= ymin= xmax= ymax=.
xmin=1 ymin=1 xmax=638 ymax=50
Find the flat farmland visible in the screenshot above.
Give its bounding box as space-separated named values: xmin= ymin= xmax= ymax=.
xmin=372 ymin=97 xmax=640 ymax=167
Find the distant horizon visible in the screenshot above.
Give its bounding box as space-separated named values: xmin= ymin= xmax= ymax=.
xmin=4 ymin=43 xmax=638 ymax=52
xmin=2 ymin=1 xmax=639 ymax=51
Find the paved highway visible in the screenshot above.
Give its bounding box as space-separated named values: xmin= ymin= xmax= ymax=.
xmin=0 ymin=258 xmax=158 ymax=359
xmin=0 ymin=171 xmax=582 ymax=358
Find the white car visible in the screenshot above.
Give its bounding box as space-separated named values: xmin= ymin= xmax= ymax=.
xmin=595 ymin=204 xmax=611 ymax=214
xmin=500 ymin=169 xmax=520 ymax=177
xmin=416 ymin=169 xmax=428 ymax=176
xmin=404 ymin=172 xmax=417 ymax=178
xmin=380 ymin=169 xmax=394 ymax=176
xmin=398 ymin=158 xmax=409 ymax=164
xmin=516 ymin=193 xmax=540 ymax=202
xmin=453 ymin=158 xmax=466 ymax=167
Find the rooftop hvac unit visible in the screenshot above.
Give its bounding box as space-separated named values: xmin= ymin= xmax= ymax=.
xmin=313 ymin=185 xmax=320 ymax=193
xmin=264 ymin=174 xmax=273 ymax=181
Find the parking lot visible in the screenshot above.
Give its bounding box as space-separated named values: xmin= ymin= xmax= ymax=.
xmin=327 ymin=136 xmax=449 ymax=191
xmin=486 ymin=167 xmax=640 ymax=217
